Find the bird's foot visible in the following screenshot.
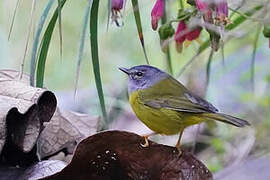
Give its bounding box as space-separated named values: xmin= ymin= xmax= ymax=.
xmin=140 ymin=136 xmax=149 ymax=147
xmin=176 ymin=146 xmax=182 ymax=156
xmin=140 ymin=133 xmax=156 ymax=148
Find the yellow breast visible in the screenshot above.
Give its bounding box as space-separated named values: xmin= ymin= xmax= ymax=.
xmin=129 ymin=90 xmax=183 ymax=135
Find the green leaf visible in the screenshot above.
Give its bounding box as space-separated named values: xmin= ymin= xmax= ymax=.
xmin=131 ymin=0 xmax=149 ymax=64
xmin=75 ymin=0 xmax=93 ymax=97
xmin=30 ymin=0 xmax=54 ymax=86
xmin=36 ymin=0 xmax=67 ymax=87
xmin=90 ymin=0 xmax=108 ymax=130
xmin=250 ymin=25 xmax=262 ymax=91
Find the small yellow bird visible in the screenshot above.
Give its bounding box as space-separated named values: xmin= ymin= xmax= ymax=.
xmin=119 ymin=65 xmax=250 ymax=153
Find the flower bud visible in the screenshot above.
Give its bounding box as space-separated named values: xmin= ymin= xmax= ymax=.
xmin=263 ymin=25 xmax=270 ymax=38
xmin=195 ymin=0 xmax=213 ymax=23
xmin=174 ymin=21 xmax=187 ymax=53
xmin=111 ymin=0 xmax=125 ymax=26
xmin=151 ymin=0 xmax=165 ymax=31
xmin=112 ymin=0 xmax=124 ymax=11
xmin=186 ymin=27 xmax=202 ymax=41
xmin=158 ymin=24 xmax=175 ymax=40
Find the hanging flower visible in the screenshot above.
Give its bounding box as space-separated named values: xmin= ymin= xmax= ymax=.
xmin=112 ymin=0 xmax=124 ymax=11
xmin=151 ymin=0 xmax=165 ymax=31
xmin=111 ymin=0 xmax=125 ymax=26
xmin=174 ymin=21 xmax=202 ymax=53
xmin=215 ymin=0 xmax=230 ymax=26
xmin=186 ymin=27 xmax=202 ymax=41
xmin=174 ymin=21 xmax=187 ymax=52
xmin=195 ymin=0 xmax=213 ymax=23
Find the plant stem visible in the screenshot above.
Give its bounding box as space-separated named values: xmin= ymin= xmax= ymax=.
xmin=179 ymin=0 xmax=184 ymax=9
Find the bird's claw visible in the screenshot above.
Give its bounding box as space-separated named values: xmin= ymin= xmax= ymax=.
xmin=176 ymin=147 xmax=182 ymax=156
xmin=140 ymin=136 xmax=149 ymax=147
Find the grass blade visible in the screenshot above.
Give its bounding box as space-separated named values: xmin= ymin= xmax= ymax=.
xmin=8 ymin=0 xmax=21 ymax=40
xmin=90 ymin=0 xmax=108 ymax=130
xmin=19 ymin=0 xmax=37 ymax=79
xmin=36 ymin=0 xmax=67 ymax=87
xmin=250 ymin=25 xmax=261 ymax=92
xmin=58 ymin=0 xmax=63 ymax=60
xmin=74 ymin=0 xmax=92 ymax=97
xmin=30 ymin=0 xmax=54 ymax=86
xmin=131 ymin=0 xmax=149 ymax=64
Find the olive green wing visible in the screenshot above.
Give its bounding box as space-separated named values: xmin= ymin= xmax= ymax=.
xmin=139 ymin=76 xmax=218 ymax=113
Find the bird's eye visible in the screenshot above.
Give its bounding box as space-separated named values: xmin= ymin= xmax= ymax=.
xmin=136 ymin=72 xmax=143 ymax=76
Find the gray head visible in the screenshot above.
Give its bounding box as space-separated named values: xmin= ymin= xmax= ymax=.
xmin=119 ymin=65 xmax=168 ymax=95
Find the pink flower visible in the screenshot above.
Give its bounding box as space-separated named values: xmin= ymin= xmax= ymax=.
xmin=174 ymin=21 xmax=187 ymax=52
xmin=215 ymin=1 xmax=228 ymax=17
xmin=111 ymin=0 xmax=125 ymax=26
xmin=215 ymin=0 xmax=230 ymax=25
xmin=151 ymin=0 xmax=164 ymax=31
xmin=112 ymin=0 xmax=124 ymax=11
xmin=174 ymin=21 xmax=202 ymax=52
xmin=195 ymin=0 xmax=213 ymax=23
xmin=186 ymin=27 xmax=202 ymax=41
xmin=175 ymin=21 xmax=187 ymax=43
xmin=195 ymin=0 xmax=209 ymax=12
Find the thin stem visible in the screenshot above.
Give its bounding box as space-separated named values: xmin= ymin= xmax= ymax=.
xmin=8 ymin=0 xmax=21 ymax=40
xmin=161 ymin=0 xmax=173 ymax=74
xmin=20 ymin=0 xmax=37 ymax=79
xmin=179 ymin=0 xmax=184 ymax=9
xmin=250 ymin=25 xmax=261 ymax=92
xmin=206 ymin=49 xmax=214 ymax=87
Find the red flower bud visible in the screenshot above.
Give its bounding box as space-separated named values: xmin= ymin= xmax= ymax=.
xmin=174 ymin=21 xmax=187 ymax=52
xmin=175 ymin=21 xmax=187 ymax=43
xmin=151 ymin=0 xmax=164 ymax=31
xmin=186 ymin=27 xmax=202 ymax=41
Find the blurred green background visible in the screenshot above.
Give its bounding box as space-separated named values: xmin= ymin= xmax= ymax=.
xmin=0 ymin=0 xmax=270 ymax=173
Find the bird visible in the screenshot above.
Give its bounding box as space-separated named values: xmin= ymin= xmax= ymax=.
xmin=119 ymin=65 xmax=250 ymax=154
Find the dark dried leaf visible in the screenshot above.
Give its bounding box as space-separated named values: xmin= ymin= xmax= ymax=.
xmin=41 ymin=131 xmax=212 ymax=180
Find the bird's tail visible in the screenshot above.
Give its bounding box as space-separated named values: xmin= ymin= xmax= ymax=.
xmin=202 ymin=113 xmax=250 ymax=127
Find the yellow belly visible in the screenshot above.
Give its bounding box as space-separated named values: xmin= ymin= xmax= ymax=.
xmin=129 ymin=91 xmax=184 ymax=135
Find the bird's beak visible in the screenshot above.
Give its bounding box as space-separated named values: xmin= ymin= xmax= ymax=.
xmin=119 ymin=67 xmax=130 ymax=75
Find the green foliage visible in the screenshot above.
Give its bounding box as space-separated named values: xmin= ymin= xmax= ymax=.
xmin=131 ymin=0 xmax=149 ymax=65
xmin=35 ymin=0 xmax=67 ymax=87
xmin=30 ymin=0 xmax=54 ymax=86
xmin=90 ymin=0 xmax=108 ymax=130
